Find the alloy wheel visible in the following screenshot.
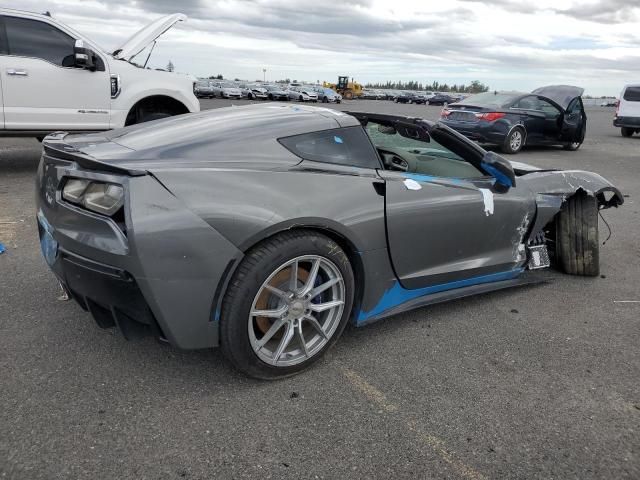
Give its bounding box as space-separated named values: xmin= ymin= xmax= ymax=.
xmin=248 ymin=255 xmax=345 ymax=367
xmin=510 ymin=130 xmax=523 ymax=151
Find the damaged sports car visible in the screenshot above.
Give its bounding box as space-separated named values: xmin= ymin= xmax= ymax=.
xmin=36 ymin=104 xmax=623 ymax=378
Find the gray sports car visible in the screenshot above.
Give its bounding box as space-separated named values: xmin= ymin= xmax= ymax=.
xmin=36 ymin=104 xmax=623 ymax=379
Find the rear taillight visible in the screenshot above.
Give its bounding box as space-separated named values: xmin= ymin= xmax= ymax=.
xmin=440 ymin=108 xmax=451 ymax=118
xmin=475 ymin=112 xmax=505 ymax=122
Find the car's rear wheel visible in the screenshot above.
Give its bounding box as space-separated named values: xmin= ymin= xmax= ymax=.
xmin=501 ymin=128 xmax=524 ymax=154
xmin=555 ymin=193 xmax=599 ymax=276
xmin=563 ymin=141 xmax=582 ymax=151
xmin=621 ymin=127 xmax=634 ymax=137
xmin=220 ymin=231 xmax=354 ymax=379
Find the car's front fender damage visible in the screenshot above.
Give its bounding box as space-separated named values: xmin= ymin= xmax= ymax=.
xmin=523 ymin=170 xmax=624 ymax=238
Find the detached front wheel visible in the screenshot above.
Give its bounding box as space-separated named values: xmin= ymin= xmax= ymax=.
xmin=220 ymin=231 xmax=354 ymax=379
xmin=556 ymin=194 xmax=599 ymax=276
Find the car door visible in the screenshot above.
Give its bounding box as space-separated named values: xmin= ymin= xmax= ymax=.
xmin=363 ymin=117 xmax=535 ymax=289
xmin=0 ymin=14 xmax=110 ymax=131
xmin=508 ymin=95 xmax=546 ymax=144
xmin=558 ymin=96 xmax=586 ymax=143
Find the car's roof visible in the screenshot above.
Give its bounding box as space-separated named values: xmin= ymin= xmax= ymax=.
xmin=103 ymin=104 xmax=360 ymax=152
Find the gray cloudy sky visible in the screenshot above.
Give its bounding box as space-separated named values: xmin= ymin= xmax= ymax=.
xmin=15 ymin=0 xmax=640 ymax=95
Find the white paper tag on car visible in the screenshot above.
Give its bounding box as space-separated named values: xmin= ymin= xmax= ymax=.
xmin=403 ymin=179 xmax=422 ymax=191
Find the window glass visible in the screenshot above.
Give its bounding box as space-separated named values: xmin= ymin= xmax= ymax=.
xmin=4 ymin=16 xmax=75 ymax=66
xmin=279 ymin=126 xmax=381 ymax=169
xmin=458 ymin=92 xmax=520 ymax=108
xmin=623 ymin=87 xmax=640 ymax=102
xmin=537 ymin=98 xmax=562 ymax=118
xmin=365 ymin=122 xmax=485 ymax=178
xmin=512 ymin=96 xmax=540 ymax=110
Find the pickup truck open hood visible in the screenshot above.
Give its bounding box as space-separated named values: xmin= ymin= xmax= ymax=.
xmin=112 ymin=13 xmax=186 ymax=61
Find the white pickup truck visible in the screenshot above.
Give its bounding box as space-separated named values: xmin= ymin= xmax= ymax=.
xmin=0 ymin=9 xmax=200 ymax=138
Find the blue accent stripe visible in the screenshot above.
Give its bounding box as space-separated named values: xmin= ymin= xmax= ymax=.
xmin=481 ymin=162 xmax=513 ymax=187
xmin=402 ymin=173 xmax=437 ymax=182
xmin=357 ymin=268 xmax=523 ymax=323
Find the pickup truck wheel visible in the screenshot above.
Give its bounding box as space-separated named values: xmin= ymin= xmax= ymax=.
xmin=556 ymin=193 xmax=599 ymax=276
xmin=137 ymin=112 xmax=171 ymax=124
xmin=621 ymin=127 xmax=634 ymax=137
xmin=220 ymin=230 xmax=354 ymax=379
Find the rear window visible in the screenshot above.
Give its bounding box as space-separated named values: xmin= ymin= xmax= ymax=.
xmin=623 ymin=87 xmax=640 ymax=102
xmin=458 ymin=92 xmax=521 ymax=108
xmin=279 ymin=126 xmax=381 ymax=169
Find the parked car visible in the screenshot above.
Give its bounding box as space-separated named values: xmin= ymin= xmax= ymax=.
xmin=212 ymin=81 xmax=242 ymax=99
xmin=263 ymin=85 xmax=290 ymax=101
xmin=408 ymin=93 xmax=428 ymax=104
xmin=428 ymin=94 xmax=458 ymax=105
xmin=613 ymin=84 xmax=640 ymax=137
xmin=194 ymin=80 xmax=215 ymax=98
xmin=393 ymin=91 xmax=413 ymax=103
xmin=239 ymin=83 xmax=268 ymax=100
xmin=289 ymin=86 xmax=318 ymax=102
xmin=361 ymin=89 xmax=384 ymax=100
xmin=440 ymin=86 xmax=587 ymax=154
xmin=314 ymin=87 xmax=341 ymax=103
xmin=0 ymin=9 xmax=199 ymax=138
xmin=36 ymin=103 xmax=623 ymax=378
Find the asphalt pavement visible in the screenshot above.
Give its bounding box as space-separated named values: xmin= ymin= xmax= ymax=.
xmin=1 ymin=101 xmax=639 ymax=479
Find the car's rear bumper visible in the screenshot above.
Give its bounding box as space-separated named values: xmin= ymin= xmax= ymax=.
xmin=36 ymin=152 xmax=243 ymax=350
xmin=439 ymin=119 xmax=508 ymax=145
xmin=614 ymin=116 xmax=640 ymax=128
xmin=42 ymin=237 xmax=166 ymax=342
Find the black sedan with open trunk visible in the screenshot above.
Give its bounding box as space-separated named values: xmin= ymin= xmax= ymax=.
xmin=440 ymin=86 xmax=586 ymax=154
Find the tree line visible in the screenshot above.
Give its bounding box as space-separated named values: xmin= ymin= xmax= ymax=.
xmin=364 ymin=80 xmax=490 ymax=93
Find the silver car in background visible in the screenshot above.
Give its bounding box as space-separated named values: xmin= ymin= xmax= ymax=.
xmin=194 ymin=80 xmax=216 ymax=99
xmin=289 ymin=86 xmax=319 ymax=102
xmin=212 ymin=81 xmax=243 ymax=99
xmin=238 ymin=83 xmax=269 ymax=100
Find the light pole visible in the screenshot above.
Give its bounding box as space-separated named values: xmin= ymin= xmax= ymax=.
xmin=263 ymin=68 xmax=266 ymax=82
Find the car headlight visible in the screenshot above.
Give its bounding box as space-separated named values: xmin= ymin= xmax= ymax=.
xmin=62 ymin=178 xmax=124 ymax=216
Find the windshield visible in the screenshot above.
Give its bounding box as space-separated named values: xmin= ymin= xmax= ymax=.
xmin=458 ymin=92 xmax=521 ymax=107
xmin=365 ymin=121 xmax=484 ymax=178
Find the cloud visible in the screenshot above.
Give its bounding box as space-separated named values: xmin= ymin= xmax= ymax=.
xmin=11 ymin=0 xmax=640 ymax=95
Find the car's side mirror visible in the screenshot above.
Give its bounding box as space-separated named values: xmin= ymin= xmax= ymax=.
xmin=74 ymin=39 xmax=95 ymax=70
xmin=481 ymin=151 xmax=516 ymax=190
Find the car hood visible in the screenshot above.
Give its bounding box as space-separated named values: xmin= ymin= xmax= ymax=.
xmin=223 ymin=88 xmax=242 ymax=93
xmin=113 ymin=13 xmax=186 ymax=61
xmin=531 ymin=85 xmax=584 ymax=110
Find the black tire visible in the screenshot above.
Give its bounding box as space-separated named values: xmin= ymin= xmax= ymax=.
xmin=322 ymin=96 xmax=328 ymax=103
xmin=299 ymin=95 xmax=304 ymax=102
xmin=563 ymin=141 xmax=582 ymax=151
xmin=137 ymin=112 xmax=171 ymax=124
xmin=248 ymin=93 xmax=253 ymax=100
xmin=621 ymin=127 xmax=634 ymax=137
xmin=501 ymin=127 xmax=525 ymax=154
xmin=555 ymin=194 xmax=599 ymax=276
xmin=220 ymin=230 xmax=355 ymax=379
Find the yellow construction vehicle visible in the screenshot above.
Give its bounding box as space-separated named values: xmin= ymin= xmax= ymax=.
xmin=323 ymin=76 xmax=363 ymax=99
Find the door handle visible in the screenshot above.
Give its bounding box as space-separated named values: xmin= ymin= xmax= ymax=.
xmin=7 ymin=68 xmax=28 ymax=76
